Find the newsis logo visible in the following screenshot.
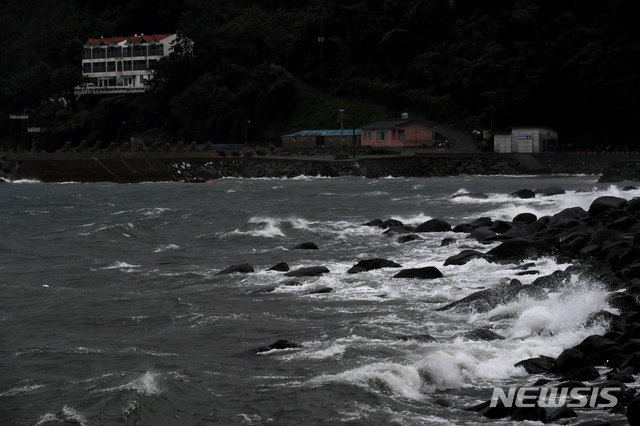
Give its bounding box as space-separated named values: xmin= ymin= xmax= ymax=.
xmin=490 ymin=387 xmax=620 ymax=408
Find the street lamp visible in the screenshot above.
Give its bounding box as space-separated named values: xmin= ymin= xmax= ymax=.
xmin=117 ymin=121 xmax=125 ymax=146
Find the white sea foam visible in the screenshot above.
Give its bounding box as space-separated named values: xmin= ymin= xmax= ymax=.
xmin=35 ymin=407 xmax=88 ymax=426
xmin=0 ymin=383 xmax=45 ymax=397
xmin=101 ymin=261 xmax=141 ymax=271
xmin=153 ymin=243 xmax=180 ymax=252
xmin=95 ymin=371 xmax=163 ymax=396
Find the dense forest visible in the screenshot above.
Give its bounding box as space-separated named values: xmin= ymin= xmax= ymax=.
xmin=1 ymin=0 xmax=638 ymax=151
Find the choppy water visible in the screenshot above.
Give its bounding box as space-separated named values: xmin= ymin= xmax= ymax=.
xmin=1 ymin=175 xmax=638 ymax=425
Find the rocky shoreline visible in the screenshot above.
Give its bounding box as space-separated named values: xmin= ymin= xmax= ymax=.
xmin=162 ymin=155 xmax=530 ymax=180
xmin=3 ymin=144 xmax=640 ymax=182
xmin=215 ymin=190 xmax=640 ymax=424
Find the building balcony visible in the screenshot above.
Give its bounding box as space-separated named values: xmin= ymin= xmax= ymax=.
xmin=74 ymin=85 xmax=147 ymax=96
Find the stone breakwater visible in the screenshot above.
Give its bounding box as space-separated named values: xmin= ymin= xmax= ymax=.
xmin=3 ymin=146 xmax=640 ymax=182
xmin=164 ymin=156 xmax=528 ymax=180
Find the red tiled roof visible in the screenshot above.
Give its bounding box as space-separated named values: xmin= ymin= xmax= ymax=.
xmin=87 ymin=34 xmax=174 ymax=47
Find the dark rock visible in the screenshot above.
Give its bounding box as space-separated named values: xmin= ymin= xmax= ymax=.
xmin=398 ymin=234 xmax=422 ymax=244
xmin=267 ymin=262 xmax=290 ymax=272
xmin=513 ymin=212 xmax=537 ymax=225
xmin=588 ymin=196 xmax=629 ymax=217
xmin=395 ymin=334 xmax=437 ymax=343
xmin=607 ymin=292 xmax=640 ymax=312
xmin=363 ymin=219 xmax=384 ymax=228
xmin=561 ymin=364 xmax=600 ymax=381
xmin=284 ymin=266 xmax=330 ymax=277
xmin=525 ymin=219 xmax=548 ymax=233
xmin=469 ymin=217 xmax=493 ymax=229
xmin=436 ymin=279 xmax=524 ymax=313
xmin=620 ymin=339 xmax=640 ymax=354
xmin=306 ymin=287 xmax=333 ymax=294
xmin=510 ymin=405 xmax=547 ymax=422
xmin=393 ymin=266 xmax=443 ymax=279
xmin=627 ymin=394 xmax=640 ymax=425
xmin=551 ymin=348 xmax=585 ymax=374
xmin=236 ymin=339 xmax=301 ymax=356
xmin=535 ymin=186 xmax=566 ymax=196
xmin=347 ymin=258 xmax=402 ymax=273
xmin=515 ymin=356 xmax=554 ymax=374
xmin=452 ymin=224 xmax=474 ymax=233
xmin=467 ymin=399 xmax=515 ymax=419
xmin=615 ymin=325 xmax=640 ymax=345
xmin=415 ymin=218 xmax=452 ymax=232
xmin=515 ymin=270 xmax=540 ymax=276
xmin=443 ymin=249 xmax=486 ymax=266
xmin=606 ymin=371 xmax=635 ymax=383
xmin=530 ymin=270 xmax=571 ymax=290
xmin=440 ymin=237 xmax=456 ymax=246
xmin=463 ymin=328 xmax=505 ymax=341
xmin=217 ymin=262 xmax=255 ymax=274
xmin=383 ymin=226 xmax=412 ymax=236
xmin=547 ymin=407 xmax=578 ymax=422
xmin=619 ymin=351 xmax=640 ymax=372
xmin=486 ymin=238 xmax=551 ymax=261
xmin=291 ymin=242 xmax=319 ymax=250
xmin=578 ymin=335 xmax=621 ymax=357
xmin=255 ymin=339 xmax=300 ymax=353
xmin=509 ymin=189 xmax=535 ymax=199
xmin=585 ymin=310 xmax=626 ymax=332
xmin=468 ymin=227 xmax=496 ymax=242
xmin=432 ymin=398 xmax=453 ymax=407
xmin=382 ymin=219 xmax=404 ymax=228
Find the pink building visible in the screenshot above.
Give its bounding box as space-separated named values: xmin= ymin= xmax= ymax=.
xmin=360 ymin=116 xmax=436 ymax=148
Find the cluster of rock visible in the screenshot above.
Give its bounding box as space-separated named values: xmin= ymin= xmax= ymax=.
xmin=422 ymin=193 xmax=640 ymax=424
xmin=600 ymin=161 xmax=640 ymax=183
xmin=165 ymin=159 xmax=362 ymax=180
xmin=216 ymin=186 xmax=640 ymax=423
xmin=164 ymin=156 xmax=528 ymax=180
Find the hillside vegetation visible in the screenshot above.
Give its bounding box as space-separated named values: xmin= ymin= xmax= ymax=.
xmin=1 ymin=0 xmax=638 ymax=151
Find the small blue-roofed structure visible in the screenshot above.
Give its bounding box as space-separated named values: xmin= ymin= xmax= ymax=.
xmin=281 ymin=129 xmax=361 ymax=149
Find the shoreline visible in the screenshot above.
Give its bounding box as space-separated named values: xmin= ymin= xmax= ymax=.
xmin=2 ymin=149 xmax=640 ymax=183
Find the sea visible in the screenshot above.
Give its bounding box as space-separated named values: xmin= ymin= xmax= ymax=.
xmin=1 ymin=174 xmax=638 ymax=425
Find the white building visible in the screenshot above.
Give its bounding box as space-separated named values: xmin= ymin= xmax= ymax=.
xmin=494 ymin=126 xmax=559 ymax=153
xmin=75 ymin=34 xmax=176 ymax=95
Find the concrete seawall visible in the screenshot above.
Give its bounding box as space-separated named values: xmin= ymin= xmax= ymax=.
xmin=2 ymin=150 xmax=639 ymax=183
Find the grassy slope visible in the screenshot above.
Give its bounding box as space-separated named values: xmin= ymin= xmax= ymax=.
xmin=261 ymin=89 xmax=383 ymax=143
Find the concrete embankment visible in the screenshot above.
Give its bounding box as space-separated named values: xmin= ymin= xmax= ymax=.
xmin=2 ymin=149 xmax=640 ymax=183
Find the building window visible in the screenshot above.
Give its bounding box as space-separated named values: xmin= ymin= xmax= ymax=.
xmin=83 ymin=63 xmax=92 ymax=73
xmin=123 ymin=47 xmax=132 ymax=57
xmin=133 ymin=45 xmax=147 ymax=57
xmin=148 ymin=59 xmax=158 ymax=67
xmin=148 ymin=45 xmax=164 ymax=56
xmin=107 ymin=61 xmax=116 ymax=72
xmin=133 ymin=60 xmax=147 ymax=70
xmin=363 ymin=131 xmax=371 ymax=140
xmin=83 ymin=49 xmax=92 ymax=59
xmin=93 ymin=62 xmax=106 ymax=73
xmin=123 ymin=61 xmax=133 ymax=71
xmin=93 ymin=48 xmax=106 ymax=59
xmin=427 ymin=131 xmax=431 ymax=135
xmin=107 ymin=46 xmax=121 ymax=58
xmin=377 ymin=130 xmax=387 ymax=141
xmin=421 ymin=131 xmax=426 ymax=136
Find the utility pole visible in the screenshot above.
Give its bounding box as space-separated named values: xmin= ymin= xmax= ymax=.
xmin=318 ymin=18 xmax=324 ymax=79
xmin=339 ymin=108 xmax=344 ymax=156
